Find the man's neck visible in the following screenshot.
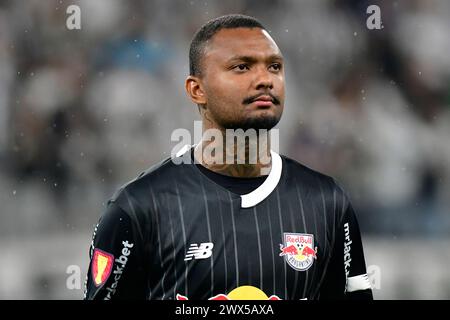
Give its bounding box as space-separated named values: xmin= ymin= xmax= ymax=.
xmin=193 ymin=129 xmax=272 ymax=178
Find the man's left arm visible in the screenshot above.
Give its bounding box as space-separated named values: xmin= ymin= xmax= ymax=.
xmin=319 ymin=199 xmax=373 ymax=300
xmin=341 ymin=204 xmax=373 ymax=299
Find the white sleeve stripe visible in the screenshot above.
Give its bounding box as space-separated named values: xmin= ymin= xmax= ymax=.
xmin=346 ymin=274 xmax=372 ymax=292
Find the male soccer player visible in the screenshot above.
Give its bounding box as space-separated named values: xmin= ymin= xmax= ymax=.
xmin=85 ymin=14 xmax=373 ymax=300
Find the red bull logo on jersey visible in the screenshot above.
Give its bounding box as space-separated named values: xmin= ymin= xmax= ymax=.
xmin=176 ymin=285 xmax=282 ymax=300
xmin=279 ymin=233 xmax=317 ymax=271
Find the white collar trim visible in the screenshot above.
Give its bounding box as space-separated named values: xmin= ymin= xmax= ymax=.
xmin=241 ymin=150 xmax=282 ymax=208
xmin=176 ymin=145 xmax=282 ymax=208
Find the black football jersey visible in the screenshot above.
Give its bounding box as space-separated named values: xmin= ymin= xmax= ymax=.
xmin=85 ymin=147 xmax=373 ymax=300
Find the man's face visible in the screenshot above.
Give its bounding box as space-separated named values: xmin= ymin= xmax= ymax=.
xmin=199 ymin=27 xmax=285 ymax=130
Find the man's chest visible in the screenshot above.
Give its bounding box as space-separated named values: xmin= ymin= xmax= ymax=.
xmin=149 ymin=192 xmax=334 ymax=299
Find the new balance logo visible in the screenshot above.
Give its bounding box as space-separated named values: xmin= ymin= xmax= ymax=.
xmin=184 ymin=242 xmax=214 ymax=261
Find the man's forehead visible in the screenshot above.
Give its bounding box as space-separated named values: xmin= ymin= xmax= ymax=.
xmin=204 ymin=28 xmax=282 ymax=61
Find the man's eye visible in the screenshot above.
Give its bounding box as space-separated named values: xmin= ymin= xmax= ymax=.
xmin=270 ymin=63 xmax=282 ymax=71
xmin=234 ymin=64 xmax=249 ymax=71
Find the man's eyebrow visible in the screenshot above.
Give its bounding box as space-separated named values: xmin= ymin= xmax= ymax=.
xmin=226 ymin=54 xmax=284 ymax=64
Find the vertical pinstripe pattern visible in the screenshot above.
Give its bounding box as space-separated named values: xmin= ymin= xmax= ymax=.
xmin=308 ymin=195 xmax=319 ymax=296
xmin=85 ymin=153 xmax=372 ymax=300
xmin=123 ymin=189 xmax=145 ymax=242
xmin=174 ymin=181 xmax=188 ymax=295
xmin=310 ymin=181 xmax=328 ymax=296
xmin=247 ymin=256 xmax=252 ymax=284
xmin=286 ymin=197 xmax=299 ymax=299
xmin=148 ymin=185 xmax=166 ymax=299
xmin=252 ymin=207 xmax=264 ymax=289
xmin=265 ymin=200 xmax=276 ymax=294
xmin=319 ymin=182 xmax=328 ymax=254
xmin=123 ymin=189 xmax=155 ymax=299
xmin=314 ymin=186 xmax=338 ymax=298
xmin=314 ymin=182 xmax=329 ymax=296
xmin=275 ymin=188 xmax=287 ymax=299
xmin=294 ymin=180 xmax=309 ymax=298
xmin=123 ymin=188 xmax=155 ymax=297
xmin=312 ymin=184 xmax=345 ymax=298
xmin=216 ymin=189 xmax=228 ymax=292
xmin=228 ymin=192 xmax=240 ymax=286
xmin=293 ymin=178 xmax=308 ymax=238
xmin=200 ymin=179 xmax=214 ymax=295
xmin=165 ymin=192 xmax=178 ymax=297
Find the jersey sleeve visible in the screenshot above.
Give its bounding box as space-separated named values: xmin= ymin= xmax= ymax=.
xmin=84 ymin=201 xmax=149 ymax=300
xmin=319 ymin=198 xmax=373 ymax=300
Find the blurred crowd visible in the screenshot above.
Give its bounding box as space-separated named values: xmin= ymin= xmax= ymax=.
xmin=0 ymin=0 xmax=449 ymax=239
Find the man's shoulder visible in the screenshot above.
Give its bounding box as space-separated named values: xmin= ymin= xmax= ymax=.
xmin=281 ymin=154 xmax=337 ymax=186
xmin=281 ymin=154 xmax=351 ymax=217
xmin=280 ymin=154 xmax=351 ymax=198
xmin=109 ymin=155 xmax=190 ymax=206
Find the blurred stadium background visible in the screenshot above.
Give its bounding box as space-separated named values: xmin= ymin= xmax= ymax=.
xmin=0 ymin=0 xmax=449 ymax=299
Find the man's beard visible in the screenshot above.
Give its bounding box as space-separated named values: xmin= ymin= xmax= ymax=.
xmin=220 ymin=114 xmax=281 ymax=131
xmin=207 ymin=92 xmax=282 ymax=131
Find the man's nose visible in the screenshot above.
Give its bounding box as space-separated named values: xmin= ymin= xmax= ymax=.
xmin=254 ymin=67 xmax=273 ymax=90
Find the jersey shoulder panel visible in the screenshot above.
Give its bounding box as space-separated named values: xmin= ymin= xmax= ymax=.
xmin=280 ymin=155 xmax=340 ymax=191
xmin=281 ymin=155 xmax=351 ymax=220
xmin=112 ymin=155 xmax=175 ymax=195
xmin=110 ymin=155 xmax=187 ymax=203
xmin=104 ymin=156 xmax=186 ymax=235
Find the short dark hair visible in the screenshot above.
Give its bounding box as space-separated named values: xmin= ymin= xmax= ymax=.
xmin=189 ymin=14 xmax=266 ymax=77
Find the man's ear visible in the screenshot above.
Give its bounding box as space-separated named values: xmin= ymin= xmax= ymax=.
xmin=185 ymin=76 xmax=207 ymax=106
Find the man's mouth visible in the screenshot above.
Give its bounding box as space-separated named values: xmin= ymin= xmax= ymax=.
xmin=244 ymin=93 xmax=279 ymax=107
xmin=251 ymin=95 xmax=274 ymax=107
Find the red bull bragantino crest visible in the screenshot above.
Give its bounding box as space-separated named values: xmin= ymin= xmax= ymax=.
xmin=279 ymin=233 xmax=317 ymax=271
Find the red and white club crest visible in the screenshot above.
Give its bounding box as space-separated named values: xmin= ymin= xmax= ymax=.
xmin=279 ymin=233 xmax=317 ymax=271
